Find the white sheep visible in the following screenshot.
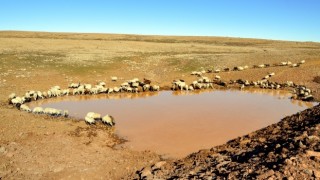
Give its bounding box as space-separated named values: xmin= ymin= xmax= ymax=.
xmin=8 ymin=93 xmax=16 ymax=101
xmin=240 ymin=84 xmax=245 ymax=90
xmin=214 ymin=75 xmax=221 ymax=80
xmin=111 ymin=76 xmax=118 ymax=81
xmin=269 ymin=72 xmax=275 ymax=76
xmin=33 ymin=107 xmax=44 ymax=114
xmin=85 ymin=116 xmax=95 ymax=125
xmin=151 ymin=85 xmax=160 ymax=91
xmin=235 ymin=66 xmax=244 ymax=71
xmin=300 ymin=60 xmax=305 ymax=64
xmin=11 ymin=97 xmax=24 ymax=106
xmin=86 ymin=112 xmax=101 ymax=120
xmin=107 ymin=88 xmax=113 ymax=94
xmin=143 ymin=84 xmax=150 ymax=91
xmin=114 ymin=87 xmax=121 ymax=93
xmin=69 ymin=82 xmax=80 ymax=88
xmin=62 ymin=89 xmax=70 ymax=96
xmin=102 ymin=115 xmax=115 ymax=126
xmin=214 ymin=69 xmax=221 ymax=73
xmin=20 ymin=104 xmax=31 ymax=112
xmin=44 ymin=107 xmax=62 ymax=116
xmin=258 ymin=64 xmax=265 ymax=68
xmin=98 ymin=82 xmax=106 ymax=87
xmin=37 ymin=91 xmax=44 ymax=99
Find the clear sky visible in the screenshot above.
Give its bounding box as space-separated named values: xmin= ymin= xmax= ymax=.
xmin=1 ymin=0 xmax=319 ymax=42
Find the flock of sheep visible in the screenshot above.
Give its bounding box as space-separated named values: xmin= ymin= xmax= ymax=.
xmin=8 ymin=59 xmax=314 ymax=126
xmin=8 ymin=77 xmax=160 ymax=126
xmin=191 ymin=60 xmax=306 ymax=76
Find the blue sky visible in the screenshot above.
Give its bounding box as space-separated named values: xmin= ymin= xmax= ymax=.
xmin=1 ymin=0 xmax=319 ymax=42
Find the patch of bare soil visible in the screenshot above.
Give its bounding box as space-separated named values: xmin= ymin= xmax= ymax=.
xmin=133 ymin=104 xmax=320 ymax=179
xmin=313 ymin=76 xmax=320 ymax=84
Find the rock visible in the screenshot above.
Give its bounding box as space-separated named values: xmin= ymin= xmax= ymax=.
xmin=306 ymin=150 xmax=320 ymax=157
xmin=0 ymin=147 xmax=6 ymax=153
xmin=287 ymin=176 xmax=294 ymax=180
xmin=140 ymin=167 xmax=152 ymax=178
xmin=53 ymin=167 xmax=64 ymax=173
xmin=240 ymin=139 xmax=251 ymax=146
xmin=152 ymin=161 xmax=166 ymax=171
xmin=258 ymin=138 xmax=266 ymax=143
xmin=5 ymin=152 xmax=14 ymax=158
xmin=313 ymin=170 xmax=320 ymax=178
xmin=257 ymin=170 xmax=274 ymax=180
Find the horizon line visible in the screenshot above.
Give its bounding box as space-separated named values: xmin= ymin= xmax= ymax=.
xmin=1 ymin=29 xmax=319 ymax=43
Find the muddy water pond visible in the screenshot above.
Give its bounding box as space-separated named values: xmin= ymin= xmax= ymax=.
xmin=30 ymin=89 xmax=317 ymax=158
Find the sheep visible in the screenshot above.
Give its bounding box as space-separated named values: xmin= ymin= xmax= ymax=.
xmin=36 ymin=91 xmax=44 ymax=99
xmin=62 ymin=89 xmax=70 ymax=96
xmin=131 ymin=82 xmax=139 ymax=88
xmin=98 ymin=82 xmax=106 ymax=87
xmin=11 ymin=97 xmax=24 ymax=107
xmin=114 ymin=87 xmax=121 ymax=93
xmin=63 ymin=110 xmax=69 ymax=117
xmin=85 ymin=116 xmax=95 ymax=125
xmin=8 ymin=93 xmax=16 ymax=104
xmin=111 ymin=76 xmax=118 ymax=81
xmin=285 ymin=81 xmax=294 ymax=87
xmin=143 ymin=84 xmax=150 ymax=91
xmin=257 ymin=64 xmax=265 ymax=68
xmin=102 ymin=115 xmax=115 ymax=126
xmin=214 ymin=75 xmax=221 ymax=80
xmin=234 ymin=66 xmax=244 ymax=71
xmin=20 ymin=104 xmax=31 ymax=112
xmin=107 ymin=88 xmax=114 ymax=94
xmin=44 ymin=108 xmax=63 ymax=116
xmin=268 ymin=72 xmax=275 ymax=77
xmin=86 ymin=112 xmax=101 ymax=120
xmin=33 ymin=107 xmax=44 ymax=114
xmin=172 ymin=80 xmax=186 ymax=90
xmin=299 ymin=60 xmax=305 ymax=64
xmin=73 ymin=86 xmax=85 ymax=95
xmin=151 ymin=85 xmax=160 ymax=91
xmin=188 ymin=86 xmax=194 ymax=91
xmin=191 ymin=71 xmax=202 ymax=76
xmin=214 ymin=69 xmax=221 ymax=73
xmin=69 ymin=83 xmax=80 ymax=88
xmin=291 ymin=63 xmax=299 ymax=68
xmin=90 ymin=87 xmax=99 ymax=94
xmin=279 ymin=62 xmax=288 ymax=66
xmin=224 ymin=68 xmax=230 ymax=72
xmin=240 ymin=84 xmax=245 ymax=90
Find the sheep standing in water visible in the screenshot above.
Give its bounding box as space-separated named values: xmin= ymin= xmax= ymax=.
xmin=102 ymin=115 xmax=115 ymax=126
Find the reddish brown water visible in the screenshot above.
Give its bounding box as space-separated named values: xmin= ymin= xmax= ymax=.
xmin=30 ymin=89 xmax=317 ymax=158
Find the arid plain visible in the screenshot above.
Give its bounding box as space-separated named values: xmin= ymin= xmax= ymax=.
xmin=0 ymin=31 xmax=320 ymax=179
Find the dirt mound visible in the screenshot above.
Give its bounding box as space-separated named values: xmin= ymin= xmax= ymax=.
xmin=133 ymin=104 xmax=320 ymax=179
xmin=313 ymin=76 xmax=320 ymax=84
